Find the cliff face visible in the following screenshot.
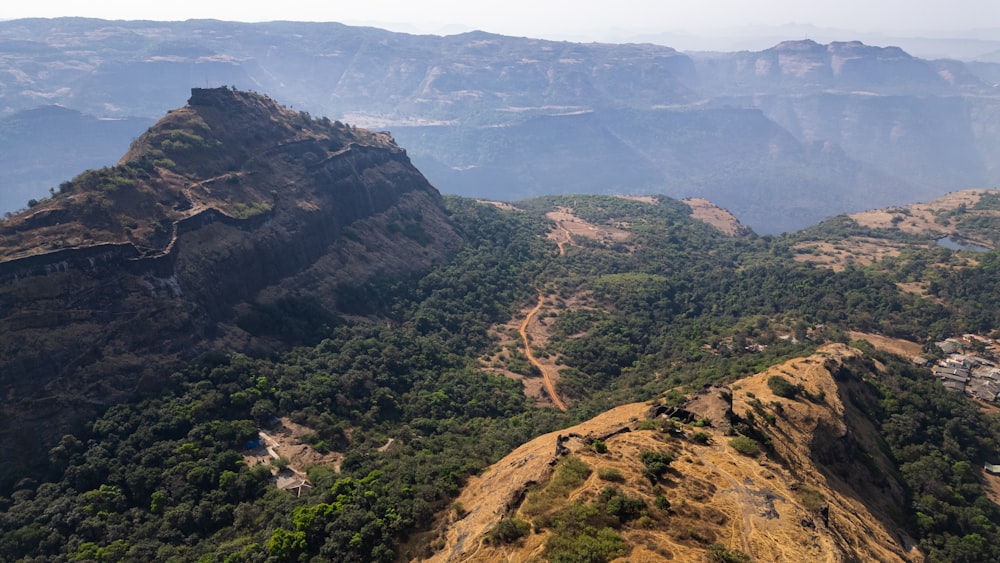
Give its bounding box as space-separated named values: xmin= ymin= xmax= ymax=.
xmin=0 ymin=88 xmax=462 ymax=483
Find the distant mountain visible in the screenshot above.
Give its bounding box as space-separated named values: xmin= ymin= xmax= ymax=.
xmin=1 ymin=19 xmax=999 ymax=232
xmin=0 ymin=87 xmax=460 ymax=481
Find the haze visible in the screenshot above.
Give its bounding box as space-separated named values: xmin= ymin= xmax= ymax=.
xmin=3 ymin=0 xmax=999 ymax=44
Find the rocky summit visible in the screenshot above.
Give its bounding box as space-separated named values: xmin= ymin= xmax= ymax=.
xmin=0 ymin=87 xmax=460 ymax=480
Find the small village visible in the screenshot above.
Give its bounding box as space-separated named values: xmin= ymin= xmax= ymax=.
xmin=930 ymin=334 xmax=1000 ymax=402
xmin=925 ymin=335 xmax=1000 ymax=478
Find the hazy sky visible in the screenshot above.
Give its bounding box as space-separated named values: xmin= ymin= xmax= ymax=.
xmin=2 ymin=0 xmax=999 ymax=40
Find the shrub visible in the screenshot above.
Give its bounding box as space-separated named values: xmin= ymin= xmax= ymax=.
xmin=796 ymin=486 xmax=826 ymax=511
xmin=486 ymin=518 xmax=530 ymax=545
xmin=728 ymin=436 xmax=760 ymax=457
xmin=522 ymin=455 xmax=591 ymax=516
xmin=691 ymin=432 xmax=712 ymax=445
xmin=597 ymin=467 xmax=625 ymax=483
xmin=232 ymin=201 xmax=272 ymax=219
xmin=591 ymin=439 xmax=608 ymax=453
xmin=640 ymin=450 xmax=674 ymax=483
xmin=637 ymin=418 xmax=658 ymax=431
xmin=160 ymin=130 xmax=208 ymax=153
xmin=544 ymin=510 xmax=628 ymax=563
xmin=152 ymin=158 xmax=177 ymax=170
xmin=767 ymin=375 xmax=801 ymax=399
xmin=602 ymin=488 xmax=646 ymax=524
xmin=708 ymin=543 xmax=752 ymax=563
xmin=556 ymin=455 xmax=592 ymax=489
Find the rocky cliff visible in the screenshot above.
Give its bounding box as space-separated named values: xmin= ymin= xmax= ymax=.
xmin=0 ymin=87 xmax=461 ymax=484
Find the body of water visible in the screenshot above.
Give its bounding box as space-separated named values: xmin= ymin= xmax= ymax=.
xmin=937 ymin=236 xmax=992 ymax=253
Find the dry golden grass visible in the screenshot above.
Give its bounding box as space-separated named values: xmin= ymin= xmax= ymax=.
xmin=850 ymin=190 xmax=987 ymax=235
xmin=683 ymin=198 xmax=749 ymax=236
xmin=423 ymin=345 xmax=921 ymax=563
xmin=792 ymin=238 xmax=907 ymax=271
xmin=793 ymin=189 xmax=999 ymax=272
xmin=848 ymin=331 xmax=925 ymax=359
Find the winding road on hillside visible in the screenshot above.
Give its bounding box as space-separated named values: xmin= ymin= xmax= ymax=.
xmin=519 ymin=292 xmax=567 ymax=411
xmin=516 ymin=221 xmax=571 ymax=409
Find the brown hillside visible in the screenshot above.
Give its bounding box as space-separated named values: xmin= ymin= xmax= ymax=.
xmin=420 ymin=344 xmax=921 ymax=562
xmin=683 ymin=198 xmax=752 ymax=237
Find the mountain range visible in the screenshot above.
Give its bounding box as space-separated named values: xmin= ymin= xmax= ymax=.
xmin=1 ymin=18 xmax=999 ymax=232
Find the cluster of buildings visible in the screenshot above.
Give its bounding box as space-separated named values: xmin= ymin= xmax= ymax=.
xmin=932 ymin=337 xmax=1000 ymax=401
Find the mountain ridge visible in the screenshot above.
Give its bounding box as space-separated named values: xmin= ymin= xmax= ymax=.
xmin=422 ymin=344 xmax=919 ymax=562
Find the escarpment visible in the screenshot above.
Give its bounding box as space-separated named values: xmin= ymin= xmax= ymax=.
xmin=0 ymin=88 xmax=461 ymax=485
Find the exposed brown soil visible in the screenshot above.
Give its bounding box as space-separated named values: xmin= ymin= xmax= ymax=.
xmin=793 ymin=189 xmax=1000 ymax=272
xmin=476 ymin=200 xmax=519 ymax=211
xmin=519 ymin=292 xmax=567 ymax=411
xmin=896 ymin=281 xmax=936 ymax=299
xmin=242 ymin=416 xmax=343 ymax=474
xmin=981 ymin=468 xmax=1000 ymax=507
xmin=683 ymin=198 xmax=751 ymax=236
xmin=615 ymin=195 xmax=659 ymax=205
xmin=481 ymin=288 xmax=591 ymax=408
xmin=545 ymin=207 xmax=632 ymax=247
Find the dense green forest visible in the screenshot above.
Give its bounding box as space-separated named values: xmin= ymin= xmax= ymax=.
xmin=3 ymin=194 xmax=1000 ymax=561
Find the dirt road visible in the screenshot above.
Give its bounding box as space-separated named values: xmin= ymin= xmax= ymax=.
xmin=519 ymin=292 xmax=567 ymax=411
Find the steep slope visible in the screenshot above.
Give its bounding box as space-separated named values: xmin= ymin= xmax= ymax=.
xmin=422 ymin=344 xmax=919 ymax=562
xmin=0 ymin=87 xmax=461 ymax=483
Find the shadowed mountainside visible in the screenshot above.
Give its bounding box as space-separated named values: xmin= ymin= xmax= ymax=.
xmin=0 ymin=87 xmax=461 ymax=480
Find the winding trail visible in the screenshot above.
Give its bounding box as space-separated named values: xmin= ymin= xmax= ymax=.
xmin=554 ymin=223 xmax=570 ymax=256
xmin=519 ymin=292 xmax=567 ymax=411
